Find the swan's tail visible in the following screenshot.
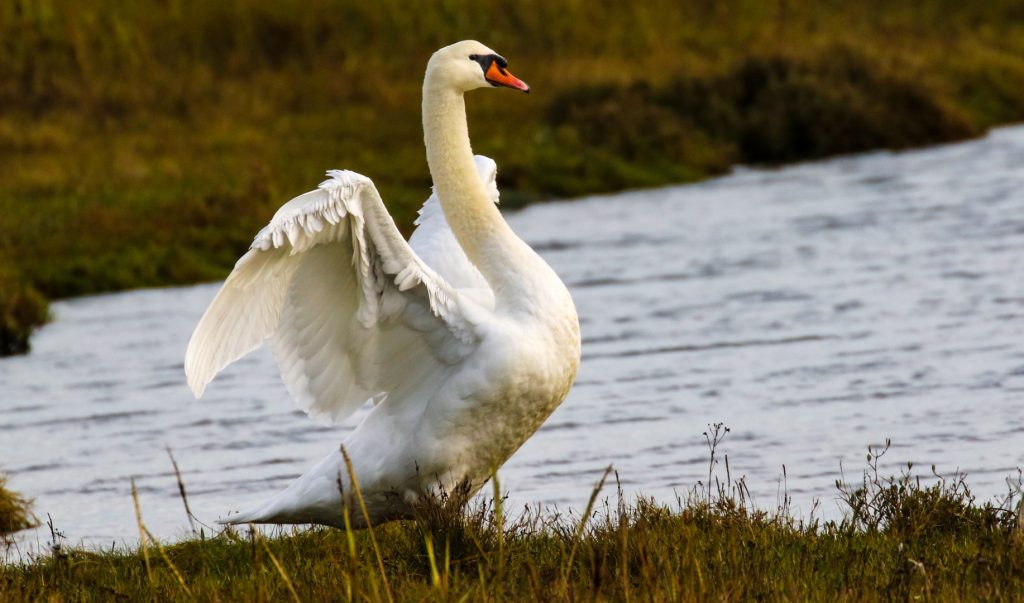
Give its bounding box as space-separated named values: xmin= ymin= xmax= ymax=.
xmin=218 ymin=450 xmax=348 ymax=527
xmin=217 ymin=498 xmax=287 ymax=526
xmin=218 ymin=508 xmax=264 ymax=525
xmin=217 ymin=488 xmax=317 ymax=526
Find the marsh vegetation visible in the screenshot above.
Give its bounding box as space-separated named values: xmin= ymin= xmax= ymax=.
xmin=4 ymin=433 xmax=1024 ymax=601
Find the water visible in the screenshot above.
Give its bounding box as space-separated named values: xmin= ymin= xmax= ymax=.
xmin=4 ymin=126 xmax=1024 ymax=555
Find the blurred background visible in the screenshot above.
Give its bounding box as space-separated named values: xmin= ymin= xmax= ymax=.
xmin=2 ymin=0 xmax=1024 ymax=352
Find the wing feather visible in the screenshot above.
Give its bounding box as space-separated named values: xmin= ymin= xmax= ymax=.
xmin=184 ymin=167 xmax=489 ymax=424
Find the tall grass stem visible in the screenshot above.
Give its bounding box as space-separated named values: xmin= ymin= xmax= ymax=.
xmin=341 ymin=445 xmax=394 ymax=603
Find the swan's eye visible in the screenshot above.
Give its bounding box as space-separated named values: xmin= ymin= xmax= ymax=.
xmin=469 ymin=54 xmax=490 ymax=75
xmin=469 ymin=54 xmax=505 ymax=74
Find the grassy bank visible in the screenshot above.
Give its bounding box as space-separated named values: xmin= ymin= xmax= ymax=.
xmin=3 ymin=1 xmax=1024 ymax=352
xmin=3 ymin=438 xmax=1024 ymax=600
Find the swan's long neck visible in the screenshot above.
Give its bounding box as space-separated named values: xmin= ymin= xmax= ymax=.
xmin=422 ymin=79 xmax=532 ymax=300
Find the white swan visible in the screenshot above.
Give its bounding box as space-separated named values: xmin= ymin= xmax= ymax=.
xmin=184 ymin=41 xmax=580 ymax=527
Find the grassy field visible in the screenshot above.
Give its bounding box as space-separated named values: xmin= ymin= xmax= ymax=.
xmin=2 ymin=1 xmax=1024 ymax=352
xmin=4 ymin=437 xmax=1024 ymax=601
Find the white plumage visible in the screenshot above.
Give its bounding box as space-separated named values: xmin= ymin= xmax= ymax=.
xmin=185 ymin=41 xmax=579 ymax=527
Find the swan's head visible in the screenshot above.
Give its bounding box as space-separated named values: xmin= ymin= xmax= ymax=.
xmin=426 ymin=40 xmax=529 ymax=94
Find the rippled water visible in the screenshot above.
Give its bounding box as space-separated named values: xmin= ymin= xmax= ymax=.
xmin=4 ymin=127 xmax=1024 ymax=554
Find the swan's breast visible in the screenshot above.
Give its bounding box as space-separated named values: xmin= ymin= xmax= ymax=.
xmin=438 ymin=301 xmax=580 ymax=469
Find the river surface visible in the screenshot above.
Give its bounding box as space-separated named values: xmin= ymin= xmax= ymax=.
xmin=4 ymin=127 xmax=1024 ymax=556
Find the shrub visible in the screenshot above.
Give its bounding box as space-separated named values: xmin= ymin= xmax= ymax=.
xmin=0 ymin=266 xmax=49 ymax=356
xmin=549 ymin=47 xmax=979 ymax=178
xmin=0 ymin=475 xmax=36 ymax=537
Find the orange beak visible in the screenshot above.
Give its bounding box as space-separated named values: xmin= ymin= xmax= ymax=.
xmin=486 ymin=61 xmax=530 ymax=93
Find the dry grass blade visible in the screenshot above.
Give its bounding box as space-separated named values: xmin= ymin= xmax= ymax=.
xmin=425 ymin=535 xmax=442 ymax=590
xmin=615 ymin=471 xmax=631 ymax=603
xmin=340 ymin=445 xmax=394 ymax=603
xmin=142 ymin=526 xmax=193 ymax=598
xmin=255 ymin=530 xmax=301 ymax=603
xmin=340 ymin=504 xmax=358 ymax=601
xmin=563 ymin=465 xmax=613 ymax=587
xmin=492 ymin=472 xmax=504 ymax=579
xmin=130 ymin=482 xmax=194 ymax=598
xmin=165 ymin=447 xmax=197 ymax=535
xmin=129 ymin=479 xmax=154 ymax=591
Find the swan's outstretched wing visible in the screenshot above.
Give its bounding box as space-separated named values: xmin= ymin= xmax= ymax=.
xmin=185 ymin=169 xmax=487 ymax=424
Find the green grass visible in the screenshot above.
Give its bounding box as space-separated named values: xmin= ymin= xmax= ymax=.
xmin=4 ymin=432 xmax=1024 ymax=600
xmin=3 ymin=0 xmax=1024 ymax=352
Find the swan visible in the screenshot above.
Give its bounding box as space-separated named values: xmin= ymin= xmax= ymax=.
xmin=184 ymin=40 xmax=580 ymax=527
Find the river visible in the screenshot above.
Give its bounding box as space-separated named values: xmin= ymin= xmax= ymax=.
xmin=3 ymin=126 xmax=1024 ymax=555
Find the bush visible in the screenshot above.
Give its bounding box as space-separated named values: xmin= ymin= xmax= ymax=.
xmin=0 ymin=266 xmax=49 ymax=356
xmin=549 ymin=47 xmax=979 ymax=181
xmin=0 ymin=475 xmax=36 ymax=537
xmin=838 ymin=440 xmax=1014 ymax=539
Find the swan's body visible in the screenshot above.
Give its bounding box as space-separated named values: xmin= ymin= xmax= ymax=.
xmin=184 ymin=41 xmax=580 ymax=527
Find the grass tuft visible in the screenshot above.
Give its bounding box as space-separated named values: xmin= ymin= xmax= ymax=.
xmin=0 ymin=267 xmax=49 ymax=356
xmin=0 ymin=476 xmax=36 ymax=538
